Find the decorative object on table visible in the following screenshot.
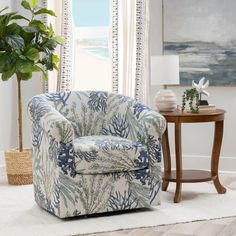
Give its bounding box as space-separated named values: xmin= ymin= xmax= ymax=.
xmin=151 ymin=55 xmax=180 ymax=112
xmin=198 ymin=104 xmax=216 ymax=112
xmin=161 ymin=109 xmax=226 ymax=203
xmin=28 ymin=91 xmax=166 ymax=218
xmin=192 ymin=77 xmax=210 ymax=105
xmin=0 ymin=0 xmax=63 ymax=185
xmin=181 ymin=88 xmax=199 ymax=113
xmin=163 ymin=0 xmax=236 ymax=85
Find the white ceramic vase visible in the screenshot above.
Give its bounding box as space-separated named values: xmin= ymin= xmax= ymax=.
xmin=155 ymin=89 xmax=178 ymax=112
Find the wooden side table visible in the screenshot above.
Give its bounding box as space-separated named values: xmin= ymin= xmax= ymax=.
xmin=160 ymin=109 xmax=227 ymax=203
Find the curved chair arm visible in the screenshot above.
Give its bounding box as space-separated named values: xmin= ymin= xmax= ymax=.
xmin=129 ymin=103 xmax=166 ymax=166
xmin=28 ymin=96 xmax=74 ymax=145
xmin=28 ymin=96 xmax=76 ymax=177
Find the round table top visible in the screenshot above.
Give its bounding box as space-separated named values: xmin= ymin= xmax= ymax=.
xmin=160 ymin=109 xmax=225 ymax=123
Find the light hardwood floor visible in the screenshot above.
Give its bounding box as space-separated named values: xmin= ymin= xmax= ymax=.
xmin=87 ymin=173 xmax=236 ymax=236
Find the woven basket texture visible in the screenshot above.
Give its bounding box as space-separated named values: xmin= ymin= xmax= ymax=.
xmin=5 ymin=149 xmax=32 ymax=185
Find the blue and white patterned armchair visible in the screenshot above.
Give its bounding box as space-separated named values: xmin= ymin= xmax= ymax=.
xmin=28 ymin=91 xmax=166 ymax=218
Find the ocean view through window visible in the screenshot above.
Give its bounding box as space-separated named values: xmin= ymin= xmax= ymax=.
xmin=72 ymin=0 xmax=111 ymax=91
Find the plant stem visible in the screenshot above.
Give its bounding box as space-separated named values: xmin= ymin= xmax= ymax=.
xmin=17 ymin=74 xmax=23 ymax=152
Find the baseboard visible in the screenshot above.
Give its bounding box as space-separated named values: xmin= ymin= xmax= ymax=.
xmin=169 ymin=154 xmax=236 ymax=172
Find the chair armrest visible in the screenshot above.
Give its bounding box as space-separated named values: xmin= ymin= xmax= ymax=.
xmin=28 ymin=96 xmax=74 ymax=145
xmin=28 ymin=96 xmax=76 ymax=177
xmin=130 ymin=103 xmax=166 ymax=166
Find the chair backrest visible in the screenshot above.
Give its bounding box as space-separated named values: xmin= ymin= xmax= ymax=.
xmin=40 ymin=91 xmax=138 ymax=138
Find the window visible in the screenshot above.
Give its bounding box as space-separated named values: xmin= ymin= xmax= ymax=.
xmin=72 ymin=0 xmax=111 ymax=91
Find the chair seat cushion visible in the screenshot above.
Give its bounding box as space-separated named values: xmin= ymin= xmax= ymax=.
xmin=73 ymin=135 xmax=149 ymax=174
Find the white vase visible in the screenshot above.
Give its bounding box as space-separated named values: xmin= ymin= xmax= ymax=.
xmin=155 ymin=89 xmax=178 ymax=112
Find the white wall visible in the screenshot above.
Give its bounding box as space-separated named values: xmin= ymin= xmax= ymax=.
xmin=149 ymin=0 xmax=236 ymax=171
xmin=0 ymin=0 xmax=17 ymax=162
xmin=0 ymin=0 xmax=42 ymax=162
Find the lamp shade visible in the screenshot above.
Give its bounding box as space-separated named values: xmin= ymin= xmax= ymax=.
xmin=151 ymin=55 xmax=180 ymax=85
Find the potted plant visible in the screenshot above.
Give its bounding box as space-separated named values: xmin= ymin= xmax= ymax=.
xmin=181 ymin=88 xmax=200 ymax=113
xmin=0 ymin=0 xmax=63 ymax=185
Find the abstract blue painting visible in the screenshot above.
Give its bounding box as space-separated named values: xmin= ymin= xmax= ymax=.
xmin=164 ymin=0 xmax=236 ymax=85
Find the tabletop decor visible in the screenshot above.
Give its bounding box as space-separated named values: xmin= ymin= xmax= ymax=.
xmin=0 ymin=0 xmax=63 ymax=185
xmin=181 ymin=88 xmax=199 ymax=113
xmin=192 ymin=77 xmax=210 ymax=105
xmin=182 ymin=77 xmax=212 ymax=113
xmin=151 ymin=55 xmax=180 ymax=111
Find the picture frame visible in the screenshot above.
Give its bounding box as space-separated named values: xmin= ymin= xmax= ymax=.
xmin=163 ymin=0 xmax=236 ymax=86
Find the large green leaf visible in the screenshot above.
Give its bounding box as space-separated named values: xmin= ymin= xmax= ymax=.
xmin=29 ymin=20 xmax=46 ymax=31
xmin=25 ymin=48 xmax=40 ymax=61
xmin=0 ymin=7 xmax=9 ymax=14
xmin=34 ymin=8 xmax=56 ymax=17
xmin=16 ymin=59 xmax=33 ymax=73
xmin=6 ymin=35 xmax=25 ymax=50
xmin=6 ymin=23 xmax=21 ymax=35
xmin=1 ymin=65 xmax=15 ymax=81
xmin=11 ymin=15 xmax=30 ymax=22
xmin=21 ymin=0 xmax=31 ymax=10
xmin=19 ymin=72 xmax=32 ymax=80
xmin=52 ymin=36 xmax=65 ymax=45
xmin=0 ymin=52 xmax=13 ymax=73
xmin=43 ymin=39 xmax=57 ymax=50
xmin=32 ymin=65 xmax=41 ymax=72
xmin=19 ymin=30 xmax=35 ymax=46
xmin=0 ymin=24 xmax=6 ymax=36
xmin=19 ymin=54 xmax=27 ymax=60
xmin=29 ymin=0 xmax=39 ymax=9
xmin=0 ymin=12 xmax=18 ymax=25
xmin=22 ymin=26 xmax=38 ymax=33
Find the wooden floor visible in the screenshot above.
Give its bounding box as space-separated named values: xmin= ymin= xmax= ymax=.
xmin=88 ymin=173 xmax=236 ymax=236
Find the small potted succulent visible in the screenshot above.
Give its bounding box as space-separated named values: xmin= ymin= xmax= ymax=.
xmin=0 ymin=0 xmax=63 ymax=185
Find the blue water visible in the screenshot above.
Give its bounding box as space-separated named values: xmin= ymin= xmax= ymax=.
xmin=81 ymin=38 xmax=109 ymax=60
xmin=165 ymin=41 xmax=236 ymax=85
xmin=85 ymin=47 xmax=109 ymax=60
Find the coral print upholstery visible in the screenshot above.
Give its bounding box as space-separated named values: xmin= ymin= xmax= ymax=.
xmin=28 ymin=91 xmax=166 ymax=218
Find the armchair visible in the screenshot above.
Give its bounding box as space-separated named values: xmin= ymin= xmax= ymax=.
xmin=28 ymin=91 xmax=166 ymax=218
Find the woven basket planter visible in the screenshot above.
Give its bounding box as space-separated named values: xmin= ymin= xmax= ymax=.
xmin=4 ymin=149 xmax=32 ymax=185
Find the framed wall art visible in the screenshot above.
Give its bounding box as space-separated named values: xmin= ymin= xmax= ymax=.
xmin=164 ymin=0 xmax=236 ymax=85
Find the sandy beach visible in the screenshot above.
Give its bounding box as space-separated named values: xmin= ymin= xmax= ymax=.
xmin=73 ymin=46 xmax=112 ymax=91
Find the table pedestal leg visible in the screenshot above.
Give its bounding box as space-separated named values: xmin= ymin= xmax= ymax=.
xmin=174 ymin=122 xmax=182 ymax=203
xmin=211 ymin=121 xmax=226 ymax=194
xmin=162 ymin=125 xmax=171 ymax=191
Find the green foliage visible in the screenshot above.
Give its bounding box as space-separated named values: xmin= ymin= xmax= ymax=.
xmin=0 ymin=0 xmax=63 ymax=82
xmin=182 ymin=88 xmax=200 ymax=113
